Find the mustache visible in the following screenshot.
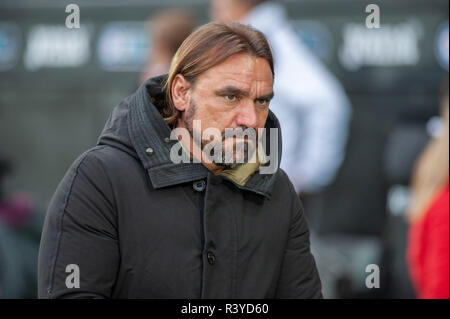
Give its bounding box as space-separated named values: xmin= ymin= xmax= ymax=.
xmin=220 ymin=126 xmax=256 ymax=141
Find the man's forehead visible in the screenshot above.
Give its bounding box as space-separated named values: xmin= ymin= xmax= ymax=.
xmin=198 ymin=54 xmax=273 ymax=89
xmin=215 ymin=54 xmax=271 ymax=76
xmin=214 ymin=78 xmax=272 ymax=95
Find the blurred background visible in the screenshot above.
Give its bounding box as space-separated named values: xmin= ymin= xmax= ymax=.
xmin=0 ymin=0 xmax=448 ymax=298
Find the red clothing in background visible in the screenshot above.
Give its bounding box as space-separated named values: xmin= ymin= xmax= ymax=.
xmin=407 ymin=184 xmax=449 ymax=299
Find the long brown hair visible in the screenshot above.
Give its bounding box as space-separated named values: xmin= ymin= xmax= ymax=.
xmin=408 ymin=76 xmax=449 ymax=222
xmin=163 ymin=22 xmax=274 ymax=126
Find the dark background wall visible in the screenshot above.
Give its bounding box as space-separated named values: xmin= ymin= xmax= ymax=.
xmin=1 ymin=0 xmax=447 ymax=226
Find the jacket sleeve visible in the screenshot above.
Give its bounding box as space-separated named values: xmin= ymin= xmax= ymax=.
xmin=275 ymin=190 xmax=323 ymax=298
xmin=38 ymin=149 xmax=119 ymax=299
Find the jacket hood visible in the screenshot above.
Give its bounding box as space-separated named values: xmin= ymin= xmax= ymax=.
xmin=97 ymin=75 xmax=283 ymax=198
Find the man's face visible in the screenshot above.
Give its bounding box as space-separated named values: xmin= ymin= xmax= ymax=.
xmin=180 ymin=53 xmax=274 ymax=168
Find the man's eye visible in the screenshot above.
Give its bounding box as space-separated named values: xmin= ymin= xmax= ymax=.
xmin=256 ymin=99 xmax=269 ymax=106
xmin=225 ymin=95 xmax=237 ymax=102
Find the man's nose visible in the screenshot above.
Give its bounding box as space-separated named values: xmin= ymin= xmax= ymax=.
xmin=236 ymin=100 xmax=258 ymax=128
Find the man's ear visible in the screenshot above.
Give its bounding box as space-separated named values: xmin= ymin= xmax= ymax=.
xmin=171 ymin=74 xmax=191 ymax=112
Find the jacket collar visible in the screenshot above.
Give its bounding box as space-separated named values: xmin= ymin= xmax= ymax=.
xmin=127 ymin=75 xmax=282 ymax=198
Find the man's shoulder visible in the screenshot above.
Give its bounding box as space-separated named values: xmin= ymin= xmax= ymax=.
xmin=55 ymin=146 xmax=112 ymax=195
xmin=274 ymin=169 xmax=295 ymax=190
xmin=271 ymin=168 xmax=301 ymax=203
xmin=48 ymin=143 xmax=144 ymax=219
xmin=75 ymin=144 xmax=140 ymax=172
xmin=67 ymin=145 xmax=118 ymax=175
xmin=58 ymin=145 xmax=141 ymax=197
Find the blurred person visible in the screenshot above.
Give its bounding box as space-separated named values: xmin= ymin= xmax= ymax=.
xmin=210 ymin=0 xmax=351 ymax=193
xmin=406 ymin=76 xmax=449 ymax=299
xmin=38 ymin=22 xmax=322 ymax=299
xmin=140 ymin=9 xmax=195 ymax=83
xmin=0 ymin=145 xmax=42 ymax=298
xmin=0 ymin=149 xmax=10 ymax=200
xmin=0 ymin=160 xmax=31 ymax=229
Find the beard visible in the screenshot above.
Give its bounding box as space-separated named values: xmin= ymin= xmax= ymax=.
xmin=184 ymin=100 xmax=257 ymax=169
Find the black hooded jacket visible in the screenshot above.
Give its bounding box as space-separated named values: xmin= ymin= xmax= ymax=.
xmin=38 ymin=75 xmax=322 ymax=299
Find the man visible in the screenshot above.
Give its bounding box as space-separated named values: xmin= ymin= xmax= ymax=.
xmin=0 ymin=147 xmax=9 ymax=200
xmin=211 ymin=0 xmax=351 ymax=193
xmin=38 ymin=22 xmax=322 ymax=298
